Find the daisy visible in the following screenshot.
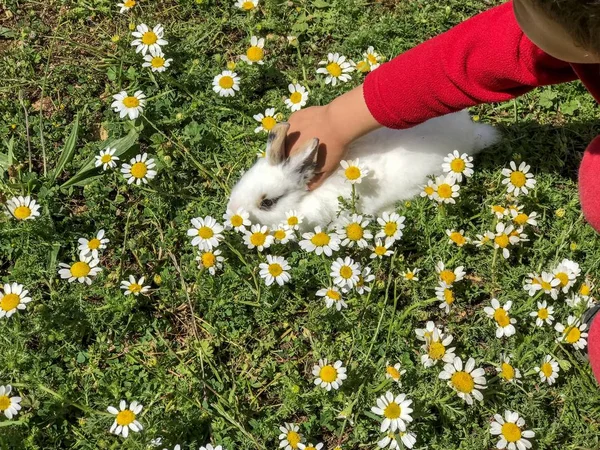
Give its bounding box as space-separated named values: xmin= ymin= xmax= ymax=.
xmin=376 ymin=212 xmax=405 ymax=245
xmin=330 ymin=257 xmax=361 ymax=289
xmin=439 ymin=356 xmax=487 ymax=405
xmin=539 ymin=271 xmax=561 ymax=300
xmin=566 ymin=293 xmax=595 ymax=309
xmin=502 ymin=161 xmax=536 ymax=196
xmin=385 ymin=362 xmax=406 ymax=385
xmin=579 ymin=280 xmax=593 ymax=298
xmin=235 ymin=0 xmax=258 ymax=10
xmin=511 ymin=209 xmax=538 ymax=227
xmin=371 ymin=391 xmax=413 ymax=432
xmin=529 ymin=300 xmax=554 ymax=327
xmin=78 ymin=229 xmax=109 ymax=259
xmin=187 ymin=216 xmax=224 ymax=250
xmin=419 ymin=327 xmax=456 ymax=367
xmin=253 ymin=108 xmax=277 ymax=133
xmin=370 ymin=238 xmax=394 ymax=259
xmin=240 ymin=35 xmax=265 ymax=65
xmin=415 ymin=321 xmax=440 ymax=342
xmin=120 ymin=276 xmax=150 ymax=296
xmin=95 ymin=147 xmax=119 ymax=170
xmin=278 ymin=423 xmax=302 ymax=450
xmin=285 ymin=84 xmax=308 ymax=112
xmin=284 ymin=210 xmax=304 ymax=230
xmin=271 ymin=224 xmax=295 ymax=244
xmin=446 ymin=229 xmax=469 ymax=247
xmin=523 ymin=272 xmax=542 ymax=297
xmin=298 ymin=444 xmax=323 ymax=450
xmin=555 ymin=315 xmax=588 ymax=349
xmin=484 ymin=298 xmax=517 ymax=338
xmin=199 ymin=445 xmax=222 ymax=450
xmin=553 ymin=258 xmax=580 ymax=293
xmin=108 ymin=400 xmax=143 ymax=438
xmin=436 ymin=282 xmax=455 ymax=314
xmin=336 ymin=214 xmax=372 ymax=248
xmin=243 ymin=224 xmax=274 ymax=251
xmin=402 ymin=268 xmax=420 ymax=281
xmin=196 ymin=249 xmax=225 ymax=275
xmin=299 ymin=226 xmax=340 ymax=256
xmin=339 ymin=158 xmax=369 ymax=184
xmin=486 ymin=222 xmax=520 ymax=259
xmin=473 ymin=233 xmax=491 ymax=247
xmin=435 ymin=261 xmax=465 ymax=286
xmin=352 ymin=266 xmax=375 ymax=295
xmin=142 ymin=47 xmax=172 ymax=72
xmin=117 ymin=0 xmax=136 ymax=13
xmin=223 ymin=207 xmax=251 ymax=232
xmin=58 ymin=255 xmax=101 ymax=285
xmin=534 ymin=355 xmax=560 ymax=385
xmin=363 ymin=46 xmax=384 ymax=70
xmin=378 ymin=431 xmax=417 ymax=449
xmin=121 ymin=152 xmax=157 ymax=185
xmin=420 ymin=179 xmax=436 ymax=200
xmin=259 ymin=255 xmax=291 ymax=286
xmin=316 ymin=286 xmax=347 ymax=311
xmin=355 ymin=59 xmax=371 ymax=73
xmin=442 ymin=150 xmax=474 ymax=182
xmin=432 ymin=175 xmax=460 ymax=204
xmin=490 ymin=410 xmax=535 ymax=450
xmin=312 ymin=359 xmax=347 ymax=391
xmin=111 ymin=90 xmax=146 ymax=120
xmin=316 ymin=52 xmax=354 ymax=86
xmin=491 ymin=205 xmax=509 ymax=219
xmin=5 ymin=196 xmax=41 ymax=221
xmin=213 ymin=70 xmax=240 ymax=97
xmin=131 ymin=23 xmax=168 ymax=55
xmin=0 ymin=385 xmax=21 ymax=419
xmin=0 ymin=283 xmax=32 ymax=319
xmin=496 ymin=355 xmax=522 ymax=383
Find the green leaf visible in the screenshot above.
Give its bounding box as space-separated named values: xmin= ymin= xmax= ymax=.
xmin=50 ymin=113 xmax=80 ymax=183
xmin=312 ymin=0 xmax=330 ymax=7
xmin=0 ymin=137 xmax=14 ymax=178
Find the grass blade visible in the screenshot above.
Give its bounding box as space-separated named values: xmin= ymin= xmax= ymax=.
xmin=50 ymin=112 xmax=80 ymax=183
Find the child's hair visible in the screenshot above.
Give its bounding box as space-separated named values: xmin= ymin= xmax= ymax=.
xmin=532 ymin=0 xmax=600 ymax=55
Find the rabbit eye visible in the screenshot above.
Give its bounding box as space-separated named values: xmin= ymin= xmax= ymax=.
xmin=259 ymin=196 xmax=280 ymax=210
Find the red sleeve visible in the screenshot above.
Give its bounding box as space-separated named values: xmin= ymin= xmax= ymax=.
xmin=363 ymin=1 xmax=577 ymax=129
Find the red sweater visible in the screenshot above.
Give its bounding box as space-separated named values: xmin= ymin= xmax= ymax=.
xmin=363 ymin=1 xmax=600 ymax=129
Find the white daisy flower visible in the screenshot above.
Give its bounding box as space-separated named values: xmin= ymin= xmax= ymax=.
xmin=523 ymin=272 xmax=542 ymax=297
xmin=371 ymin=391 xmax=413 ymax=432
xmin=490 ymin=410 xmax=535 ymax=450
xmin=496 ymin=355 xmax=522 ymax=383
xmin=446 ymin=229 xmax=470 ymax=247
xmin=435 ymin=261 xmax=465 ymax=286
xmin=376 ymin=212 xmax=405 ymax=245
xmin=312 ymin=359 xmax=347 ymax=391
xmin=117 ymin=0 xmax=136 ymax=13
xmin=339 ymin=158 xmax=369 ymax=184
xmin=420 ymin=179 xmax=436 ymax=200
xmin=223 ymin=207 xmax=251 ymax=232
xmin=285 ymin=84 xmax=308 ymax=112
xmin=0 ymin=385 xmax=21 ymax=419
xmin=121 ymin=152 xmax=157 ymax=185
xmin=486 ymin=222 xmax=520 ymax=259
xmin=370 ymin=238 xmax=393 ymax=259
xmin=363 ymin=46 xmax=384 ymax=70
xmin=271 ymin=224 xmax=295 ymax=244
xmin=501 ymin=161 xmax=536 ymax=196
xmin=120 ymin=276 xmax=150 ymax=296
xmin=420 ymin=328 xmax=456 ymax=368
xmin=539 ymin=271 xmax=561 ymax=300
xmin=213 ymin=70 xmax=240 ymax=97
xmin=95 ymin=147 xmax=119 ymax=170
xmin=579 ymin=280 xmax=593 ymax=298
xmin=196 ymin=249 xmax=225 ymax=275
xmin=432 ymin=175 xmax=460 ymax=204
xmin=235 ymin=0 xmax=258 ymax=10
xmin=439 ymin=356 xmax=487 ymax=405
xmin=278 ymin=423 xmax=302 ymax=450
xmin=566 ymin=293 xmax=595 ymax=309
xmin=243 ymin=224 xmax=274 ymax=251
xmin=298 ymin=443 xmax=323 ymax=450
xmin=5 ymin=195 xmax=41 ymax=221
xmin=199 ymin=445 xmax=222 ymax=450
xmin=336 ymin=213 xmax=372 ymax=248
xmin=316 ymin=52 xmax=354 ymax=86
xmin=284 ymin=210 xmax=304 ymax=230
xmin=553 ymin=258 xmax=580 ymax=293
xmin=253 ymin=108 xmax=277 ymax=133
xmin=0 ymin=283 xmax=32 ymax=319
xmin=240 ymin=35 xmax=265 ymax=65
xmin=378 ymin=431 xmax=417 ymax=449
xmin=108 ymin=400 xmax=143 ymax=438
xmin=511 ymin=208 xmax=538 ymax=227
xmin=529 ymin=300 xmax=554 ymax=327
xmin=259 ymin=255 xmax=291 ymax=286
xmin=330 ymin=257 xmax=361 ymax=289
xmin=473 ymin=233 xmax=491 ymax=247
xmin=299 ymin=226 xmax=340 ymax=256
xmin=555 ymin=315 xmax=588 ymax=349
xmin=58 ymin=255 xmax=101 ymax=285
xmin=415 ymin=321 xmax=441 ymax=342
xmin=442 ymin=150 xmax=474 ymax=182
xmin=131 ymin=23 xmax=168 ymax=55
xmin=316 ymin=286 xmax=347 ymax=311
xmin=484 ymin=298 xmax=517 ymax=338
xmin=435 ymin=282 xmax=455 ymax=314
xmin=187 ymin=216 xmax=224 ymax=250
xmin=78 ymin=229 xmax=109 ymax=259
xmin=351 ymin=266 xmax=375 ymax=295
xmin=491 ymin=204 xmax=509 ymax=219
xmin=402 ymin=268 xmax=420 ymax=281
xmin=534 ymin=355 xmax=560 ymax=385
xmin=385 ymin=362 xmax=406 ymax=385
xmin=142 ymin=47 xmax=173 ymax=72
xmin=111 ymin=90 xmax=146 ymax=120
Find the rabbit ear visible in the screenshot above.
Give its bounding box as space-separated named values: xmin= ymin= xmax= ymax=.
xmin=266 ymin=122 xmax=290 ymax=166
xmin=285 ymin=138 xmax=320 ymax=185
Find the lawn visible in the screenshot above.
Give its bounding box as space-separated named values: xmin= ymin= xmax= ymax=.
xmin=1 ymin=0 xmax=600 ymax=449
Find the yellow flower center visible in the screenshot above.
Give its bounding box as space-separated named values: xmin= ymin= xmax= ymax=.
xmin=356 ymin=60 xmax=370 ymax=72
xmin=230 ymin=215 xmax=243 ymax=227
xmin=246 ymin=46 xmax=264 ymax=62
xmin=494 ymin=308 xmax=510 ymax=327
xmin=268 ymin=263 xmax=283 ymax=277
xmin=541 ymin=362 xmax=553 ymax=377
xmin=439 ymin=270 xmax=455 ymax=285
xmin=437 ymin=183 xmax=452 ymax=198
xmin=367 ymin=53 xmax=378 ymax=64
xmin=311 ymin=232 xmax=330 ymax=247
xmin=509 ymin=171 xmax=526 ymax=187
xmin=404 ymin=272 xmax=415 ymax=280
xmin=0 ymin=396 xmax=10 ymax=411
xmin=424 ymin=186 xmax=435 ymax=195
xmin=384 ymin=222 xmax=397 ymax=237
xmin=492 ymin=205 xmax=506 ymax=215
xmin=101 ymin=154 xmax=113 ymax=164
xmin=555 ymin=272 xmax=569 ymax=287
xmin=123 ymin=0 xmax=136 ymax=7
xmin=123 ymin=96 xmax=140 ymax=108
xmin=344 ymin=166 xmax=361 ymax=180
xmin=356 ymin=275 xmax=365 ymax=287
xmin=141 ymin=31 xmax=158 ymax=45
xmin=501 ymin=423 xmax=522 ymax=443
xmin=87 ymin=238 xmax=101 ymax=250
xmin=128 ymin=283 xmax=142 ymax=293
xmin=13 ymin=206 xmax=32 ymax=220
xmin=319 ymin=365 xmax=337 ymax=383
xmin=514 ymin=213 xmax=529 ymax=225
xmin=383 ymin=402 xmax=401 ymax=419
xmin=386 ymin=366 xmax=401 ymax=380
xmin=274 ymin=230 xmax=287 ymax=241
xmin=444 ymin=289 xmax=454 ymax=305
xmin=289 ymin=92 xmax=302 ymax=104
xmin=261 ymin=116 xmax=276 ymax=131
xmin=326 ymin=62 xmax=342 ymax=77
xmin=71 ymin=261 xmax=91 ymax=278
xmin=116 ymin=409 xmax=136 ymax=426
xmin=451 ymin=371 xmax=474 ymax=393
xmin=196 ymin=226 xmax=214 ymax=240
xmin=565 ymin=326 xmax=581 ymax=344
xmin=449 ymin=232 xmax=466 ymax=246
xmin=219 ymin=76 xmax=234 ymax=89
xmin=130 ymin=162 xmax=148 ymax=179
xmin=495 ymin=233 xmax=509 ymax=248
xmin=541 ymin=280 xmax=552 ymax=291
xmin=287 ymin=216 xmax=299 ymax=226
xmin=375 ymin=246 xmax=387 ymax=256
xmin=250 ymin=232 xmax=266 ymax=246
xmin=501 ymin=362 xmax=515 ymax=380
xmin=428 ymin=341 xmax=446 ymax=360
xmin=346 ymin=223 xmax=363 ymax=241
xmin=1 ymin=293 xmax=20 ymax=312
xmin=242 ymin=0 xmax=255 ymax=9
xmin=151 ymin=56 xmax=166 ymax=68
xmin=339 ymin=265 xmax=353 ymax=279
xmin=538 ymin=308 xmax=549 ymax=320
xmin=202 ymin=252 xmax=216 ymax=268
xmin=327 ymin=289 xmax=341 ymax=301
xmin=580 ymin=284 xmax=591 ymax=296
xmin=304 ymin=447 xmax=316 ymax=450
xmin=450 ymin=158 xmax=466 ymax=173
xmin=287 ymin=431 xmax=301 ymax=448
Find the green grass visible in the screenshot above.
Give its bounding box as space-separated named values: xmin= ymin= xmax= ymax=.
xmin=2 ymin=0 xmax=600 ymax=449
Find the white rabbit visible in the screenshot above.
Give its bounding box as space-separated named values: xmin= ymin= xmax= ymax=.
xmin=227 ymin=110 xmax=500 ymax=231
